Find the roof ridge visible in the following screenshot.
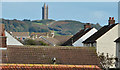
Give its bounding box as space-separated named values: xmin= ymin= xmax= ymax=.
xmin=83 ymin=24 xmax=118 ymax=43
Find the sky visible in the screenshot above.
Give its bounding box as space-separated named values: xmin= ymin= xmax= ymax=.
xmin=1 ymin=2 xmax=118 ymax=26
xmin=1 ymin=0 xmax=120 ymax=2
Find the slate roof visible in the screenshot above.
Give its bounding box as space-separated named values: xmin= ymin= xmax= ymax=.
xmin=62 ymin=28 xmax=93 ymax=46
xmin=34 ymin=36 xmax=72 ymax=46
xmin=114 ymin=37 xmax=120 ymax=42
xmin=2 ymin=46 xmax=100 ymax=67
xmin=54 ymin=35 xmax=72 ymax=45
xmin=36 ymin=37 xmax=60 ymax=46
xmin=1 ymin=64 xmax=102 ymax=70
xmin=83 ymin=24 xmax=118 ymax=43
xmin=11 ymin=32 xmax=29 ymax=37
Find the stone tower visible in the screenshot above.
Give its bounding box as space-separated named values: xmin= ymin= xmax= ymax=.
xmin=42 ymin=3 xmax=48 ymax=20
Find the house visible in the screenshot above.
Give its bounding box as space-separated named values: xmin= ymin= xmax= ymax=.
xmin=10 ymin=32 xmax=30 ymax=41
xmin=31 ymin=31 xmax=72 ymax=46
xmin=1 ymin=24 xmax=101 ymax=70
xmin=83 ymin=17 xmax=120 ymax=68
xmin=0 ymin=24 xmax=23 ymax=47
xmin=5 ymin=31 xmax=23 ymax=46
xmin=34 ymin=35 xmax=72 ymax=46
xmin=36 ymin=36 xmax=60 ymax=46
xmin=30 ymin=31 xmax=55 ymax=39
xmin=54 ymin=35 xmax=72 ymax=45
xmin=62 ymin=23 xmax=98 ymax=46
xmin=114 ymin=37 xmax=120 ymax=68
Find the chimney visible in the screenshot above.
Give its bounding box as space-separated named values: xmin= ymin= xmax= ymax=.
xmin=0 ymin=36 xmax=7 ymax=48
xmin=0 ymin=24 xmax=7 ymax=48
xmin=84 ymin=23 xmax=91 ymax=29
xmin=108 ymin=17 xmax=115 ymax=25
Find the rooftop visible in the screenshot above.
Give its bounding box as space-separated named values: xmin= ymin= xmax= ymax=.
xmin=2 ymin=46 xmax=100 ymax=67
xmin=83 ymin=24 xmax=118 ymax=43
xmin=62 ymin=28 xmax=93 ymax=46
xmin=0 ymin=64 xmax=102 ymax=70
xmin=114 ymin=37 xmax=120 ymax=42
xmin=10 ymin=32 xmax=29 ymax=37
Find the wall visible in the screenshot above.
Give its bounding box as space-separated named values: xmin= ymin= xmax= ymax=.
xmin=5 ymin=31 xmax=23 ymax=46
xmin=73 ymin=28 xmax=98 ymax=47
xmin=0 ymin=36 xmax=7 ymax=47
xmin=97 ymin=24 xmax=120 ymax=68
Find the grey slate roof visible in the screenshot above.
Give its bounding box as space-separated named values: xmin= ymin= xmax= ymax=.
xmin=62 ymin=28 xmax=93 ymax=46
xmin=83 ymin=24 xmax=118 ymax=43
xmin=114 ymin=37 xmax=120 ymax=42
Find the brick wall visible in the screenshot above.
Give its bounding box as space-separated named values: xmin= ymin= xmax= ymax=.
xmin=0 ymin=24 xmax=7 ymax=48
xmin=2 ymin=46 xmax=100 ymax=66
xmin=0 ymin=36 xmax=7 ymax=47
xmin=0 ymin=24 xmax=5 ymax=36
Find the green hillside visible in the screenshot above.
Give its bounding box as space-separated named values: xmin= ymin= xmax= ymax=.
xmin=2 ymin=19 xmax=101 ymax=35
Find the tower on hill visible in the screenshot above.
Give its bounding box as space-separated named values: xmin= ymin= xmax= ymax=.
xmin=42 ymin=3 xmax=48 ymax=20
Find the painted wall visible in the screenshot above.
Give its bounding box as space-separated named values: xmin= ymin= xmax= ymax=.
xmin=73 ymin=28 xmax=98 ymax=47
xmin=97 ymin=24 xmax=120 ymax=68
xmin=5 ymin=31 xmax=23 ymax=46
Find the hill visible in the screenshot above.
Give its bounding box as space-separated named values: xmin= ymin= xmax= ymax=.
xmin=1 ymin=19 xmax=101 ymax=35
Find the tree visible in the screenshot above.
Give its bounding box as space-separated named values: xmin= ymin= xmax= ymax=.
xmin=99 ymin=53 xmax=115 ymax=70
xmin=24 ymin=39 xmax=36 ymax=45
xmin=23 ymin=39 xmax=48 ymax=46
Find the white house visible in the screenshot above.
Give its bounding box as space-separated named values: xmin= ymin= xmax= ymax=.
xmin=5 ymin=31 xmax=23 ymax=46
xmin=0 ymin=23 xmax=23 ymax=46
xmin=10 ymin=32 xmax=30 ymax=41
xmin=62 ymin=23 xmax=98 ymax=47
xmin=83 ymin=17 xmax=120 ymax=68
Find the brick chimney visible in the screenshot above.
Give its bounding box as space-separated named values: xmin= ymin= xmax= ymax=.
xmin=84 ymin=23 xmax=91 ymax=29
xmin=0 ymin=36 xmax=7 ymax=48
xmin=0 ymin=24 xmax=7 ymax=48
xmin=108 ymin=17 xmax=115 ymax=25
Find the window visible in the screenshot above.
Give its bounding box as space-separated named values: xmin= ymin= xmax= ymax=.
xmin=23 ymin=38 xmax=25 ymax=40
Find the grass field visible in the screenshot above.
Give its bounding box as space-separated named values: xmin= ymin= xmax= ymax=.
xmin=33 ymin=22 xmax=43 ymax=25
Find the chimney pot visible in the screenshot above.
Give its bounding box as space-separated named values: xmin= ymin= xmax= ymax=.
xmin=109 ymin=17 xmax=112 ymax=20
xmin=108 ymin=17 xmax=115 ymax=25
xmin=112 ymin=17 xmax=114 ymax=20
xmin=84 ymin=23 xmax=91 ymax=29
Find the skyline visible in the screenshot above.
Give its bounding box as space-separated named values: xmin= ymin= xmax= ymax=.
xmin=2 ymin=2 xmax=118 ymax=26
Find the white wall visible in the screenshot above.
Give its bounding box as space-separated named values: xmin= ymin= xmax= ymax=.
xmin=5 ymin=31 xmax=23 ymax=46
xmin=73 ymin=28 xmax=98 ymax=47
xmin=97 ymin=24 xmax=120 ymax=68
xmin=97 ymin=24 xmax=119 ymax=57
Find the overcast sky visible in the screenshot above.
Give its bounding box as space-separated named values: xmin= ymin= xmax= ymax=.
xmin=1 ymin=2 xmax=118 ymax=26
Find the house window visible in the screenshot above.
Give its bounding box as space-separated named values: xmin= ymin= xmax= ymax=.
xmin=23 ymin=38 xmax=25 ymax=40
